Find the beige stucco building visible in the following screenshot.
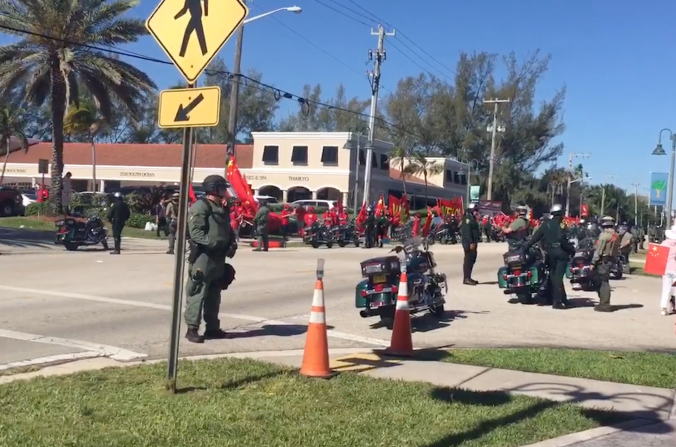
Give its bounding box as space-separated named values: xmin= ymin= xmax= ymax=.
xmin=0 ymin=131 xmax=470 ymax=207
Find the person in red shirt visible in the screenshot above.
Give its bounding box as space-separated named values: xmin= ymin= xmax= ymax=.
xmin=295 ymin=205 xmax=306 ymax=237
xmin=280 ymin=204 xmax=292 ymax=238
xmin=338 ymin=208 xmax=348 ymax=225
xmin=304 ymin=206 xmax=318 ymax=227
xmin=412 ymin=213 xmax=421 ymax=237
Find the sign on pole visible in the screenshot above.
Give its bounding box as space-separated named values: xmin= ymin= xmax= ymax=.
xmin=158 ymin=87 xmax=221 ymax=128
xmin=650 ymin=172 xmax=668 ymax=207
xmin=145 ymin=0 xmax=248 ymax=394
xmin=146 ymin=0 xmax=249 ymax=84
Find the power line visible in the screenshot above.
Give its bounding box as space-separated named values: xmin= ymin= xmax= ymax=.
xmin=315 ymin=0 xmax=372 ymax=27
xmin=0 ymin=19 xmax=424 ymax=141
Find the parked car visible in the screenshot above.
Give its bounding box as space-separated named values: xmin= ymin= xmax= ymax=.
xmin=0 ymin=187 xmax=26 ymax=216
xmin=21 ymin=192 xmax=37 ymax=207
xmin=291 ymin=199 xmax=336 ymax=210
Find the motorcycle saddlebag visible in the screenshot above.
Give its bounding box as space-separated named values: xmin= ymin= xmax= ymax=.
xmin=503 ymin=251 xmax=528 ymax=268
xmin=360 ymin=256 xmax=400 ymax=277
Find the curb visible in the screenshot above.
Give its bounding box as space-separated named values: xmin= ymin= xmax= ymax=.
xmin=520 ymin=418 xmax=662 ymax=447
xmin=0 ymin=347 xmax=374 ymax=384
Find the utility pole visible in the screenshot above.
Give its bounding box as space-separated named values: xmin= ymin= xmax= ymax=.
xmin=225 ymin=0 xmax=246 ymax=170
xmin=362 ymin=24 xmax=395 ymax=207
xmin=631 ymin=182 xmax=640 ymax=226
xmin=484 ymin=98 xmax=510 ymax=201
xmin=565 ymin=152 xmax=590 ymax=216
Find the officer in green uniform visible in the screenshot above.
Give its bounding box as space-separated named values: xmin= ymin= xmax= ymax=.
xmin=617 ymin=225 xmax=633 ymax=273
xmin=591 ymin=217 xmax=619 ymax=312
xmin=165 ymin=193 xmax=178 ymax=255
xmin=253 ymin=200 xmax=270 ymax=251
xmin=364 ymin=206 xmax=376 ymax=248
xmin=522 ymin=204 xmax=575 ymax=309
xmin=184 ymin=175 xmax=234 ymax=343
xmin=502 ymin=205 xmax=529 ymax=249
xmin=460 ymin=203 xmax=481 ymax=285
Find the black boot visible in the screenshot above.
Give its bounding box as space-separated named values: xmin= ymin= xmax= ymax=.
xmin=185 ymin=328 xmax=204 ymax=343
xmin=204 ymin=328 xmax=228 ymax=340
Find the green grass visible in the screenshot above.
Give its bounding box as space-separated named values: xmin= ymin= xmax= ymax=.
xmin=0 ymin=216 xmax=161 ymax=240
xmin=442 ymin=348 xmax=676 ymax=388
xmin=0 ymin=358 xmax=624 ymax=447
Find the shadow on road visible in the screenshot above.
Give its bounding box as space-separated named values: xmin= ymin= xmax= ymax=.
xmin=226 ymin=324 xmax=334 ymax=339
xmin=421 ymin=381 xmax=674 ymax=447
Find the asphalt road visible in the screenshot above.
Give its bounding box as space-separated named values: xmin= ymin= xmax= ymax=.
xmin=0 ymin=230 xmax=673 ymax=371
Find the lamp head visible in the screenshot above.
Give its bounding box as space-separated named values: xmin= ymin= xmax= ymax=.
xmin=653 ymin=143 xmax=667 ymax=156
xmin=287 ymin=6 xmax=302 ymax=13
xmin=343 ymin=139 xmax=353 ymax=150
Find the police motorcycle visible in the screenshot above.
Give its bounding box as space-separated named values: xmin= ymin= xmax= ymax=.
xmin=55 ymin=206 xmax=109 ymax=251
xmin=428 ymin=219 xmax=454 ymax=245
xmin=304 ymin=222 xmax=335 ymax=249
xmin=355 ymin=237 xmax=447 ymax=328
xmin=334 ymin=220 xmax=360 ymax=247
xmin=610 ymin=255 xmax=625 ymax=280
xmin=497 ymin=238 xmax=549 ymax=304
xmin=565 ymin=237 xmax=596 ymax=291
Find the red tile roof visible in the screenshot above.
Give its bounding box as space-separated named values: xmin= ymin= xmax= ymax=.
xmin=0 ymin=142 xmax=254 ymax=169
xmin=389 ymin=167 xmax=427 ymax=185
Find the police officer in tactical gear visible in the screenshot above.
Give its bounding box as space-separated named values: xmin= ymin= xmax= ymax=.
xmin=460 ymin=203 xmax=481 ymax=285
xmin=591 ymin=217 xmax=619 ymax=312
xmin=184 ymin=175 xmax=236 ymax=343
xmin=166 ymin=192 xmax=179 ymax=254
xmin=522 ymin=204 xmax=575 ymax=309
xmin=106 ymin=192 xmax=130 ymax=255
xmin=253 ymin=199 xmax=270 ymax=251
xmin=364 ymin=206 xmax=375 ymax=248
xmin=617 ymin=225 xmax=633 ymax=273
xmin=503 ymin=205 xmax=529 ymax=249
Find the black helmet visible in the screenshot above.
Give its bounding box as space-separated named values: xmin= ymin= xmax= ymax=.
xmin=202 ymin=175 xmax=230 ymax=197
xmin=550 ymin=204 xmax=564 ymax=217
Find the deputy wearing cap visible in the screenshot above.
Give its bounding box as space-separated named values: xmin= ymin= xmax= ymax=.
xmin=522 ymin=204 xmax=575 ymax=308
xmin=502 ymin=205 xmax=529 ymax=249
xmin=459 ymin=203 xmax=481 ymax=285
xmin=591 ymin=216 xmax=619 ymax=312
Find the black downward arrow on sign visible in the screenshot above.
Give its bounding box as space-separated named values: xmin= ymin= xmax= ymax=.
xmin=174 ymin=93 xmax=205 ymax=122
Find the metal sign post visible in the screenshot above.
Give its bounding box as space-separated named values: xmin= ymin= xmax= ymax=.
xmin=166 ymin=84 xmax=195 ymax=393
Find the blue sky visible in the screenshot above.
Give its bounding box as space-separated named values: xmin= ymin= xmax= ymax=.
xmin=4 ymin=0 xmax=676 ymax=198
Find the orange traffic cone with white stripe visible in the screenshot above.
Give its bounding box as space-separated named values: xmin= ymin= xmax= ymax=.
xmin=299 ymin=275 xmax=337 ymax=378
xmin=385 ymin=270 xmax=413 ymax=357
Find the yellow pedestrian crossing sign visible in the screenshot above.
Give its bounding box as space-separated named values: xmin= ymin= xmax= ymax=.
xmin=158 ymin=86 xmax=221 ymax=128
xmin=146 ymin=0 xmax=249 ymax=83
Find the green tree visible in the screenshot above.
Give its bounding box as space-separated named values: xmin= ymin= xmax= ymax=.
xmin=0 ymin=0 xmax=156 ymax=212
xmin=404 ymin=152 xmax=443 ymax=204
xmin=0 ymin=104 xmax=28 ymax=184
xmin=388 ymin=145 xmax=413 ymax=195
xmin=64 ymin=99 xmax=104 ymax=190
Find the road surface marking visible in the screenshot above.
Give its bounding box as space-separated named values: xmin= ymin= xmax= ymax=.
xmin=0 ymin=285 xmax=390 ymax=347
xmin=0 ymin=351 xmax=104 ymax=372
xmin=0 ymin=329 xmax=147 ymax=361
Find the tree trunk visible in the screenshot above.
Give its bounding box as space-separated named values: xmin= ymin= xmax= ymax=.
xmin=50 ymin=62 xmax=67 ymax=215
xmin=423 ymin=172 xmax=429 ymax=205
xmin=0 ymin=136 xmax=10 ymax=184
xmin=91 ymin=136 xmax=97 ymax=192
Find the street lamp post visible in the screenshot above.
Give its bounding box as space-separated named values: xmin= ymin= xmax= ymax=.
xmin=547 ymin=182 xmax=564 ymax=206
xmin=631 ymin=182 xmax=640 ymax=226
xmin=600 ymin=174 xmax=617 ymax=216
xmin=225 ymin=5 xmax=302 ymax=163
xmin=653 ymin=129 xmax=676 ymax=229
xmin=565 ymin=177 xmax=589 ymax=217
xmin=460 ymin=159 xmax=480 ymax=207
xmin=343 ymin=127 xmax=370 ymax=212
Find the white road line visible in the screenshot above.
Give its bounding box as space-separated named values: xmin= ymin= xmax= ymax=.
xmin=0 ymin=285 xmax=390 ymax=347
xmin=0 ymin=351 xmax=103 ymax=372
xmin=0 ymin=329 xmax=147 ymax=361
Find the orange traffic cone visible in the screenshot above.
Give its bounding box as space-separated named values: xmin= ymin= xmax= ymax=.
xmin=385 ymin=271 xmax=413 ymax=357
xmin=299 ymin=278 xmax=337 ymax=378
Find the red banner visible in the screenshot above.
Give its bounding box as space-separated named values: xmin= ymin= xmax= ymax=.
xmin=645 ymin=243 xmax=670 ymax=276
xmin=436 ymin=197 xmax=464 ymax=217
xmin=580 ymin=204 xmax=589 ymax=218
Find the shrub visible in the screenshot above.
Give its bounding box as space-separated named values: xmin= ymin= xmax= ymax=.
xmin=24 ymin=202 xmax=53 ymax=216
xmin=125 ymin=187 xmax=170 ymax=214
xmin=71 ymin=193 xmax=111 ymax=208
xmin=126 ymin=213 xmax=155 ymax=229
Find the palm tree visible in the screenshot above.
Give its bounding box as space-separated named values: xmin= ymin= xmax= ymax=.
xmin=64 ymin=99 xmax=103 ymax=191
xmin=0 ymin=0 xmax=156 ymax=212
xmin=0 ymin=105 xmax=28 ymax=184
xmin=388 ymin=145 xmax=411 ymax=195
xmin=404 ymin=152 xmax=444 ymax=205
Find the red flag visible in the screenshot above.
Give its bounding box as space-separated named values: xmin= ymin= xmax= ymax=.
xmin=437 ymin=197 xmax=464 ymax=217
xmin=422 ymin=207 xmax=434 ymax=237
xmin=388 ymin=194 xmax=400 ymax=216
xmin=580 ymin=204 xmax=589 ymax=218
xmin=399 ymin=194 xmax=410 ymax=223
xmin=226 ymin=156 xmax=257 ymax=215
xmin=375 ymin=195 xmax=386 ymax=215
xmin=645 ymin=243 xmax=670 ymax=276
xmin=356 ymin=203 xmax=367 ymax=228
xmin=188 ymin=184 xmax=197 ymax=204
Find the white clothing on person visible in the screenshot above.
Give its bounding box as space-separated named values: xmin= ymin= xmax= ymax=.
xmin=659 ymin=224 xmax=676 ymax=315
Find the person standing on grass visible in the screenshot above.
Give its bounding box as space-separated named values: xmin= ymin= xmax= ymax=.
xmin=659 ymin=223 xmax=676 ymax=316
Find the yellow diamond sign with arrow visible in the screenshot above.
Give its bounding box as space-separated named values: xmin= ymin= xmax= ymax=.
xmin=146 ymin=0 xmax=249 ymax=84
xmin=158 ymin=86 xmax=221 ymax=128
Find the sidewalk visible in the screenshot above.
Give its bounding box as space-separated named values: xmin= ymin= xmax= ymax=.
xmin=2 ymin=348 xmax=675 ymax=446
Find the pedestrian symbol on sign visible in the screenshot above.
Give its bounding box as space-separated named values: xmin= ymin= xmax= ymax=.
xmin=175 ymin=0 xmax=208 ymax=57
